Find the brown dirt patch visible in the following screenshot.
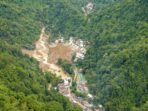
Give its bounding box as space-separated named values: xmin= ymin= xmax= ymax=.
xmin=48 ymin=43 xmax=73 ymax=63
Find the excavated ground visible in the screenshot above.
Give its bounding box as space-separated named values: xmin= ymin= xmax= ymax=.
xmin=22 ymin=27 xmax=82 ymax=79
xmin=48 ymin=43 xmax=73 ymax=63
xmin=22 ymin=28 xmax=99 ymax=111
xmin=22 ymin=27 xmax=69 ymax=79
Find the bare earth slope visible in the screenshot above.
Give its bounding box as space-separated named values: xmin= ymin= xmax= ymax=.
xmin=22 ymin=28 xmax=100 ymax=111
xmin=22 ymin=27 xmax=69 ymax=79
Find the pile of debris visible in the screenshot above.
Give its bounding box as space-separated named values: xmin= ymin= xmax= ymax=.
xmin=68 ymin=37 xmax=86 ymax=62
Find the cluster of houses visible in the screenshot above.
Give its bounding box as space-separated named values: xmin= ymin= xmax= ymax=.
xmin=57 ymin=69 xmax=100 ymax=111
xmin=58 ymin=77 xmax=72 ymax=97
xmin=77 ymin=83 xmax=89 ymax=93
xmin=68 ymin=37 xmax=86 ymax=61
xmin=53 ymin=37 xmax=103 ymax=111
xmin=57 ymin=75 xmax=103 ymax=111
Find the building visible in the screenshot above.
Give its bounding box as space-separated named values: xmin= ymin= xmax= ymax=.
xmin=58 ymin=78 xmax=71 ymax=96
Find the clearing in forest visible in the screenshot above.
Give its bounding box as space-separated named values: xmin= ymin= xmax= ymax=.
xmin=22 ymin=27 xmax=86 ymax=79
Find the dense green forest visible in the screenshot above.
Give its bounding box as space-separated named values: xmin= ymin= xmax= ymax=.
xmin=0 ymin=0 xmax=148 ymax=111
xmin=78 ymin=0 xmax=148 ymax=110
xmin=0 ymin=0 xmax=82 ymax=111
xmin=42 ymin=0 xmax=148 ymax=110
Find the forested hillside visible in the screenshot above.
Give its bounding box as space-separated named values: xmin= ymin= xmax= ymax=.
xmin=41 ymin=0 xmax=148 ymax=110
xmin=78 ymin=0 xmax=148 ymax=110
xmin=0 ymin=0 xmax=148 ymax=111
xmin=40 ymin=0 xmax=115 ymax=40
xmin=0 ymin=0 xmax=82 ymax=110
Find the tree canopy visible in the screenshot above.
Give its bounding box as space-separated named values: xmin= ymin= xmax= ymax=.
xmin=0 ymin=0 xmax=147 ymax=111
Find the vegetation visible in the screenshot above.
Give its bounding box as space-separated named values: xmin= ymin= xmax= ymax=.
xmin=0 ymin=0 xmax=148 ymax=111
xmin=77 ymin=0 xmax=148 ymax=110
xmin=71 ymin=82 xmax=87 ymax=98
xmin=57 ymin=59 xmax=74 ymax=75
xmin=41 ymin=0 xmax=148 ymax=110
xmin=0 ymin=0 xmax=82 ymax=111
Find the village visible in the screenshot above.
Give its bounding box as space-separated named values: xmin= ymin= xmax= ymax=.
xmin=57 ymin=67 xmax=103 ymax=111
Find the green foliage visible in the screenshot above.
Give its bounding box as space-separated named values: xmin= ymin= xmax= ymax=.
xmin=36 ymin=0 xmax=148 ymax=110
xmin=45 ymin=72 xmax=61 ymax=87
xmin=45 ymin=101 xmax=64 ymax=111
xmin=40 ymin=0 xmax=87 ymax=40
xmin=0 ymin=0 xmax=147 ymax=111
xmin=77 ymin=0 xmax=148 ymax=110
xmin=0 ymin=42 xmax=82 ymax=111
xmin=58 ymin=59 xmax=74 ymax=75
xmin=0 ymin=0 xmax=42 ymax=45
xmin=0 ymin=0 xmax=82 ymax=111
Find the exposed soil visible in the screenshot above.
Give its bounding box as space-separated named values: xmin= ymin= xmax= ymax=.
xmin=22 ymin=27 xmax=85 ymax=79
xmin=48 ymin=43 xmax=73 ymax=63
xmin=22 ymin=27 xmax=69 ymax=79
xmin=22 ymin=27 xmax=99 ymax=111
